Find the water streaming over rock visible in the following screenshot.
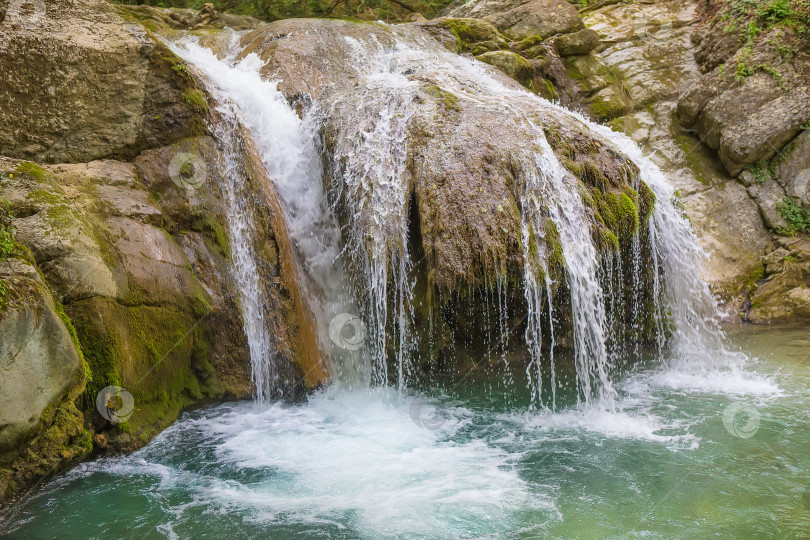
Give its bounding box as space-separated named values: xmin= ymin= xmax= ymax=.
xmin=207 ymin=97 xmax=279 ymax=403
xmin=171 ymin=22 xmax=733 ymax=407
xmin=170 ymin=39 xmax=371 ymax=390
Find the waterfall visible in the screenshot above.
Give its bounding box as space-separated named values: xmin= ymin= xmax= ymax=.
xmin=207 ymin=101 xmax=279 ymax=403
xmin=169 ymin=22 xmax=731 ymax=407
xmin=169 ymin=38 xmax=371 ymax=391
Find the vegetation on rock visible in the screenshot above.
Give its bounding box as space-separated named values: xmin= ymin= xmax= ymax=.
xmin=115 ymin=0 xmax=455 ymax=21
xmin=777 ymin=196 xmax=810 ymax=234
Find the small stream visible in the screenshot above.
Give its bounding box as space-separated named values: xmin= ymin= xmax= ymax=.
xmin=4 ymin=326 xmax=809 ymax=539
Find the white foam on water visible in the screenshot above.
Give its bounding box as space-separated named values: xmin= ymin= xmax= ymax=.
xmin=80 ymin=391 xmax=558 ymax=538
xmin=635 ymin=365 xmax=783 ymax=397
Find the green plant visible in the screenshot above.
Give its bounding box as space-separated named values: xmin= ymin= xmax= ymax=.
xmin=736 ymin=60 xmax=755 ymax=81
xmin=758 ymin=0 xmax=793 ymax=24
xmin=745 ymin=159 xmax=775 ymax=184
xmin=0 ymin=198 xmax=14 ymax=260
xmin=0 ymin=278 xmax=7 ymax=312
xmin=776 ymin=196 xmax=810 ymax=235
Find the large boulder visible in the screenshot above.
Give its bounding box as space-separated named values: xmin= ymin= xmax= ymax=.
xmin=0 ymin=257 xmax=91 ymax=501
xmin=0 ymin=260 xmax=84 ymax=454
xmin=0 ymin=0 xmax=207 ymax=163
xmin=235 ymin=18 xmax=659 ymax=371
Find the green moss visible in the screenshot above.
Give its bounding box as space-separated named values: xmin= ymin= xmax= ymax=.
xmin=617 ymin=190 xmax=640 ymax=237
xmin=0 ymin=197 xmax=15 ymax=262
xmin=637 ymin=180 xmax=657 ymax=225
xmin=544 ymin=218 xmax=565 ymax=278
xmin=675 ymin=135 xmax=713 ymax=186
xmin=182 ymin=89 xmax=208 ymax=114
xmin=741 ymin=262 xmax=765 ymax=292
xmin=0 ymin=278 xmax=7 ymax=313
xmin=435 ymin=18 xmax=500 ymax=52
xmin=0 ymin=226 xmax=13 ymax=260
xmin=194 ymin=216 xmax=230 ymax=257
xmin=589 ymin=95 xmax=628 ymax=121
xmin=67 ymin=297 xmax=218 ymax=442
xmin=13 ymin=161 xmax=47 ymax=182
xmin=595 ymin=190 xmax=620 ymax=231
xmin=27 ymin=189 xmax=64 ymax=205
xmin=424 ymin=85 xmax=461 ymax=111
xmin=599 ymin=228 xmax=620 ymax=251
xmin=45 ymin=205 xmax=75 ymax=229
xmin=537 ymin=79 xmax=558 ymax=101
xmin=54 ymin=300 xmax=92 ymax=383
xmin=68 ymin=300 xmax=123 ymax=402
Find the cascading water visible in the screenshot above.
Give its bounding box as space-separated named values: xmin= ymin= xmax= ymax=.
xmin=171 ymin=22 xmax=734 ymax=408
xmin=207 ymin=97 xmax=280 ymax=403
xmin=169 ymin=38 xmax=372 ymax=389
xmin=10 ymin=20 xmax=806 ymax=540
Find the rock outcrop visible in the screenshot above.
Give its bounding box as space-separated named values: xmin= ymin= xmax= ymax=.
xmin=236 ymin=18 xmax=658 ymax=372
xmin=0 ymin=0 xmax=321 ymax=504
xmin=443 ymin=0 xmax=807 ymax=321
xmin=443 ymin=0 xmax=585 ymax=40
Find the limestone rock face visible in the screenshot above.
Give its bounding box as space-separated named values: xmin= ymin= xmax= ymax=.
xmin=0 ymin=0 xmax=206 ymax=163
xmin=676 ymin=0 xmax=810 ymax=176
xmin=443 ymin=0 xmax=585 ymax=40
xmin=773 ymin=131 xmax=810 ymax=210
xmin=556 ymin=0 xmax=808 ymax=321
xmin=584 ymin=0 xmax=701 ymax=114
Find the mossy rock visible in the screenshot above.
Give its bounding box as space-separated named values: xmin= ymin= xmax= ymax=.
xmin=476 ymin=51 xmax=533 ymax=87
xmin=423 ymin=18 xmax=508 ymax=53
